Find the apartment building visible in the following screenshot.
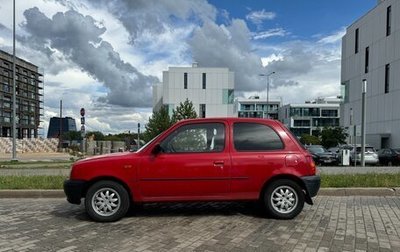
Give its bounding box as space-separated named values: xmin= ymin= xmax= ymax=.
xmin=0 ymin=50 xmax=43 ymax=138
xmin=153 ymin=63 xmax=235 ymax=117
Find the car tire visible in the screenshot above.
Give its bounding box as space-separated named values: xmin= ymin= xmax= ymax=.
xmin=85 ymin=180 xmax=130 ymax=222
xmin=263 ymin=179 xmax=305 ymax=219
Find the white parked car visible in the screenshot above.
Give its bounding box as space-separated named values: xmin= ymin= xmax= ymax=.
xmin=338 ymin=145 xmax=379 ymax=165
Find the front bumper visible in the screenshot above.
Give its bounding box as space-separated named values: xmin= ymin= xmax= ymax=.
xmin=301 ymin=175 xmax=321 ymax=198
xmin=63 ymin=180 xmax=86 ymax=205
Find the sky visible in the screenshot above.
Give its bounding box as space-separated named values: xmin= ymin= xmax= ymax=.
xmin=0 ymin=0 xmax=377 ymax=136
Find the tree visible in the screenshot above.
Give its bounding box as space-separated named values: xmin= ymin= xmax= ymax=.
xmin=300 ymin=134 xmax=321 ymax=146
xmin=143 ymin=106 xmax=173 ymax=142
xmin=320 ymin=127 xmax=348 ymax=149
xmin=171 ymin=98 xmax=197 ymax=123
xmin=86 ymin=131 xmax=105 ymax=141
xmin=62 ymin=131 xmax=82 ymax=145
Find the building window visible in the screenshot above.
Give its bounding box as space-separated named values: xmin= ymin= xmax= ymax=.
xmin=199 ymin=104 xmax=206 ymax=118
xmin=355 ymin=28 xmax=359 ymax=54
xmin=222 ymin=89 xmax=234 ymax=104
xmin=293 ymin=120 xmax=310 ymax=127
xmin=341 ymin=81 xmax=350 ymax=103
xmin=387 ymin=6 xmax=392 ymax=36
xmin=365 ymin=47 xmax=369 ymax=73
xmin=385 ymin=64 xmax=390 ymax=94
xmin=202 ymin=73 xmax=206 ymax=89
xmin=184 ymin=72 xmax=188 ymax=89
xmin=321 ymin=109 xmax=338 ymax=117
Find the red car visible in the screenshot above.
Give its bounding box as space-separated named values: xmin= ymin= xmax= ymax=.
xmin=64 ymin=118 xmax=320 ymax=222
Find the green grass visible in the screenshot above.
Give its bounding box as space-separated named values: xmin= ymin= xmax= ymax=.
xmin=321 ymin=173 xmax=400 ymax=188
xmin=0 ymin=175 xmax=67 ymax=189
xmin=0 ymin=173 xmax=399 ymax=190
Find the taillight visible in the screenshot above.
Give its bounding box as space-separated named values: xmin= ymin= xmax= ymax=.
xmin=306 ymin=155 xmax=316 ymax=175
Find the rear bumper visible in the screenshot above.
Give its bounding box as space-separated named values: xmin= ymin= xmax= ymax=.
xmin=301 ymin=175 xmax=321 ymax=197
xmin=63 ymin=180 xmax=86 ymax=205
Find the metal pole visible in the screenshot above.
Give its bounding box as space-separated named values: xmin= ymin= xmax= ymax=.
xmin=266 ymin=75 xmax=269 ymax=119
xmin=137 ymin=123 xmax=140 ymax=149
xmin=11 ymin=0 xmax=17 ymax=161
xmin=259 ymin=72 xmax=275 ymax=119
xmin=350 ymin=108 xmax=356 ymax=167
xmin=361 ymin=79 xmax=367 ymax=167
xmin=59 ymin=100 xmax=62 ymax=151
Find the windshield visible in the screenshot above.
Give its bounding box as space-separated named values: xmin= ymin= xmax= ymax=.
xmin=308 ymin=147 xmax=326 ymax=154
xmin=356 ymin=147 xmax=375 ymax=153
xmin=136 ymin=134 xmax=161 ymax=153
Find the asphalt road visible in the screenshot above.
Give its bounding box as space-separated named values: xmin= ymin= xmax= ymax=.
xmin=0 ymin=196 xmax=399 ymax=251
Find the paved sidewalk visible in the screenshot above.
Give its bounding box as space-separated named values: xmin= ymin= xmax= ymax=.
xmin=0 ymin=196 xmax=400 ymax=251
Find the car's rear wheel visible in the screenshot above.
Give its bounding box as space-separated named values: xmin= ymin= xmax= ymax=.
xmin=85 ymin=180 xmax=130 ymax=222
xmin=263 ymin=179 xmax=305 ymax=219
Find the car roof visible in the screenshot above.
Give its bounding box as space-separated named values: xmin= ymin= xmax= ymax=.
xmin=180 ymin=117 xmax=278 ymax=124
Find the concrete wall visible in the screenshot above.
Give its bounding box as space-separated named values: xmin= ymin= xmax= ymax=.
xmin=85 ymin=140 xmax=126 ymax=155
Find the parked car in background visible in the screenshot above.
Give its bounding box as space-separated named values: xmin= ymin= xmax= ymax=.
xmin=307 ymin=145 xmax=338 ymax=165
xmin=64 ymin=118 xmax=320 ymax=222
xmin=377 ymin=148 xmax=400 ymax=166
xmin=327 ymin=147 xmax=340 ymax=161
xmin=353 ymin=146 xmax=379 ymax=165
xmin=339 ymin=145 xmax=379 ymax=165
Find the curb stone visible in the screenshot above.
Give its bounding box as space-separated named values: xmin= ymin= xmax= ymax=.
xmin=1 ymin=188 xmax=400 ymax=198
xmin=318 ymin=187 xmax=400 ymax=196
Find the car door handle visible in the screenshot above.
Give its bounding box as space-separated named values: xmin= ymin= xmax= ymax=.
xmin=213 ymin=161 xmax=224 ymax=167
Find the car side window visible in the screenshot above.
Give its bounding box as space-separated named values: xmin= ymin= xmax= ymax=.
xmin=233 ymin=123 xmax=284 ymax=151
xmin=160 ymin=123 xmax=225 ymax=153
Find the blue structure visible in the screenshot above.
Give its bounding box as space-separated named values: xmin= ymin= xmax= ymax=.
xmin=47 ymin=117 xmax=77 ymax=138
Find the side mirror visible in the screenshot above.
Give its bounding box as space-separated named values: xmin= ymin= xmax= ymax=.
xmin=151 ymin=143 xmax=163 ymax=155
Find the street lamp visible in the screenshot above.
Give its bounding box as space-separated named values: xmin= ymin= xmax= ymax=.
xmin=12 ymin=0 xmax=17 ymax=161
xmin=361 ymin=79 xmax=367 ymax=167
xmin=259 ymin=71 xmax=275 ymax=118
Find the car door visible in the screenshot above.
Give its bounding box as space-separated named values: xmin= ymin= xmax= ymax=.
xmin=229 ymin=122 xmax=287 ymax=199
xmin=138 ymin=122 xmax=230 ymax=200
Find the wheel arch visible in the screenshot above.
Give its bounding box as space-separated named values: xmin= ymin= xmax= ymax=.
xmin=83 ymin=176 xmax=134 ymax=203
xmin=259 ymin=174 xmax=313 ymax=205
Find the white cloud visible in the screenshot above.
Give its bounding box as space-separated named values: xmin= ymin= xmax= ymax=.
xmin=246 ymin=9 xmax=276 ymax=25
xmin=0 ymin=0 xmax=346 ymax=136
xmin=261 ymin=53 xmax=284 ymax=67
xmin=317 ymin=27 xmax=346 ymax=44
xmin=252 ymin=28 xmax=289 ymax=40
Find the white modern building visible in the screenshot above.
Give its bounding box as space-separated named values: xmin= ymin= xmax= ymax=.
xmin=278 ymin=98 xmax=341 ymax=137
xmin=341 ymin=0 xmax=400 ymax=148
xmin=153 ymin=64 xmax=235 ymax=117
xmin=235 ymin=96 xmax=281 ymax=119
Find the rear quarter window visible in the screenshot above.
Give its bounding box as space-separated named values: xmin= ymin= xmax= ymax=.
xmin=233 ymin=122 xmax=284 ymax=151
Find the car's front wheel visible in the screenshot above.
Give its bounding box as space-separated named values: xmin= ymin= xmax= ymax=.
xmin=263 ymin=179 xmax=305 ymax=219
xmin=85 ymin=180 xmax=130 ymax=222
